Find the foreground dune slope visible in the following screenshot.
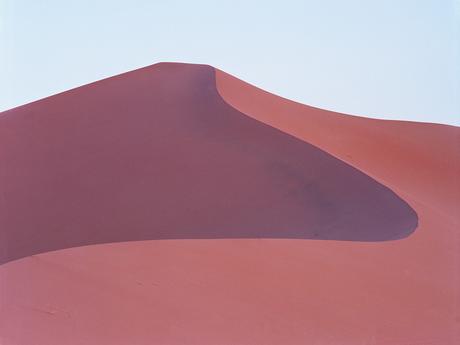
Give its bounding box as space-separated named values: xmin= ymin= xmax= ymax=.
xmin=0 ymin=63 xmax=458 ymax=345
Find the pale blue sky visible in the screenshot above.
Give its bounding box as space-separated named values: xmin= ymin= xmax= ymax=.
xmin=1 ymin=0 xmax=459 ymax=125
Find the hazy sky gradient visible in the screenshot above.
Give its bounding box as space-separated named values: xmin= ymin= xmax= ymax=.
xmin=1 ymin=0 xmax=458 ymax=125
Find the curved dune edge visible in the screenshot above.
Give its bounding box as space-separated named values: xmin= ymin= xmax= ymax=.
xmin=215 ymin=68 xmax=459 ymax=218
xmin=0 ymin=63 xmax=459 ymax=344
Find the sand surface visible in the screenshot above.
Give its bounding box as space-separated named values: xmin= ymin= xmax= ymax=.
xmin=0 ymin=63 xmax=458 ymax=344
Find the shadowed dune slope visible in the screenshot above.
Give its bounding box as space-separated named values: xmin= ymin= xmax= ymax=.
xmin=0 ymin=63 xmax=416 ymax=264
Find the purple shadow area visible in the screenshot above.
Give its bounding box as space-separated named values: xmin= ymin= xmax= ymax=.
xmin=0 ymin=63 xmax=417 ymax=264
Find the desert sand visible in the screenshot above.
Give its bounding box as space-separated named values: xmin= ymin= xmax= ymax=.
xmin=0 ymin=63 xmax=458 ymax=344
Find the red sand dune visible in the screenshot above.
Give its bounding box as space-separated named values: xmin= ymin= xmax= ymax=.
xmin=0 ymin=63 xmax=416 ymax=264
xmin=0 ymin=63 xmax=459 ymax=344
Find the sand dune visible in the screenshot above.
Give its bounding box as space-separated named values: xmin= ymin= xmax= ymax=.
xmin=0 ymin=63 xmax=458 ymax=344
xmin=0 ymin=63 xmax=417 ymax=264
